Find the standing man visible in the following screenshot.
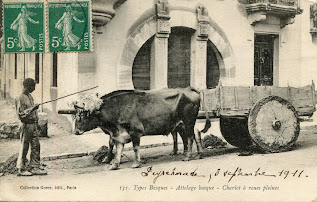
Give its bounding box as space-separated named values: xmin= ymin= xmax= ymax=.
xmin=15 ymin=78 xmax=47 ymax=176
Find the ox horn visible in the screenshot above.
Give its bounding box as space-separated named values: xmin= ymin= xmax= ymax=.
xmin=58 ymin=109 xmax=77 ymax=114
xmin=74 ymin=104 xmax=84 ymax=110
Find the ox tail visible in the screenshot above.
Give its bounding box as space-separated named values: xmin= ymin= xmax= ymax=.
xmin=200 ymin=111 xmax=211 ymax=133
xmin=187 ymin=86 xmax=200 ymax=94
xmin=200 ymin=91 xmax=211 ymax=133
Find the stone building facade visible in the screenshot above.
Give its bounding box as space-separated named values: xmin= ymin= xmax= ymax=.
xmin=0 ymin=0 xmax=317 ymax=129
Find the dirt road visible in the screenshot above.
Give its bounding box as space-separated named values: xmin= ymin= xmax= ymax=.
xmin=0 ymin=124 xmax=316 ymax=201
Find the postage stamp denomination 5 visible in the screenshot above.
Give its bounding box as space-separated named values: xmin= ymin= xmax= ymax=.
xmin=48 ymin=0 xmax=91 ymax=52
xmin=3 ymin=1 xmax=45 ymax=53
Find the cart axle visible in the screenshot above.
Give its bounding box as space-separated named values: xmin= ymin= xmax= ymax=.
xmin=272 ymin=120 xmax=281 ymax=130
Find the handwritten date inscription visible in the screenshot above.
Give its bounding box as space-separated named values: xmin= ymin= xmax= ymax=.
xmin=141 ymin=166 xmax=308 ymax=184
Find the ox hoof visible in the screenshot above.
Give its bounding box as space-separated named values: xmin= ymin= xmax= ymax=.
xmin=103 ymin=159 xmax=111 ymax=164
xmin=182 ymin=156 xmax=191 ymax=161
xmin=170 ymin=151 xmax=179 ymax=156
xmin=108 ymin=163 xmax=119 ymax=170
xmin=102 ymin=157 xmax=112 ymax=164
xmin=102 ymin=153 xmax=115 ymax=164
xmin=195 ymin=153 xmax=204 ymax=160
xmin=131 ymin=162 xmax=141 ymax=169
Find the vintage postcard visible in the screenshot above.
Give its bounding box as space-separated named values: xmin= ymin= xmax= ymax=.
xmin=0 ymin=0 xmax=316 ymax=201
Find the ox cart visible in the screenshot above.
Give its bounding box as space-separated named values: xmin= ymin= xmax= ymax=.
xmin=57 ymin=83 xmax=316 ymax=155
xmin=198 ymin=83 xmax=316 ymax=153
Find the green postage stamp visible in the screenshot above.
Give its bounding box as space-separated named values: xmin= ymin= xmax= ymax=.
xmin=48 ymin=0 xmax=91 ymax=52
xmin=3 ymin=1 xmax=45 ymax=53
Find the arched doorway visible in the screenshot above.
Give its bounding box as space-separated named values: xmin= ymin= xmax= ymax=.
xmin=132 ymin=28 xmax=222 ymax=90
xmin=118 ymin=10 xmax=236 ymax=90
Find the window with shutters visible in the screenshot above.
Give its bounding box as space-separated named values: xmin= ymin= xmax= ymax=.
xmin=0 ymin=43 xmax=2 ymax=71
xmin=14 ymin=54 xmax=17 ymax=79
xmin=52 ymin=52 xmax=57 ymax=87
xmin=35 ymin=53 xmax=40 ymax=83
xmin=0 ymin=43 xmax=2 ymax=89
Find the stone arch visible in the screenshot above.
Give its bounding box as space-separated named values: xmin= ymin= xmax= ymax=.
xmin=117 ymin=8 xmax=236 ymax=89
xmin=117 ymin=16 xmax=156 ymax=89
xmin=208 ymin=21 xmax=236 ymax=80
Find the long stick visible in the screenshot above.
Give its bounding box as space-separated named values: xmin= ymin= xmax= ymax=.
xmin=39 ymin=86 xmax=98 ymax=105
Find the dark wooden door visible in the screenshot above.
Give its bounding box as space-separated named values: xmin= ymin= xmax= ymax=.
xmin=168 ymin=27 xmax=194 ymax=88
xmin=132 ymin=37 xmax=153 ymax=90
xmin=254 ymin=35 xmax=275 ymax=86
xmin=206 ymin=40 xmax=220 ymax=89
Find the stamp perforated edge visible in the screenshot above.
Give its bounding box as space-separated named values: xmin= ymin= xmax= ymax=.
xmin=46 ymin=0 xmax=93 ymax=53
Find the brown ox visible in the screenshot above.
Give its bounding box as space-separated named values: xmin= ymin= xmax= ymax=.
xmin=71 ymin=87 xmax=210 ymax=170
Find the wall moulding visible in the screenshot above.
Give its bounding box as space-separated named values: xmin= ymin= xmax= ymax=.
xmin=156 ymin=0 xmax=171 ymax=37
xmin=237 ymin=0 xmax=302 ymax=28
xmin=196 ymin=6 xmax=210 ymax=40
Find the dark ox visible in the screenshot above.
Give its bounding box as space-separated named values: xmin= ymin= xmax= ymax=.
xmin=72 ymin=87 xmax=211 ymax=170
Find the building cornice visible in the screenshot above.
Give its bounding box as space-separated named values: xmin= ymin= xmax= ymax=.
xmin=238 ymin=0 xmax=302 ymax=27
xmin=92 ymin=0 xmax=127 ymax=31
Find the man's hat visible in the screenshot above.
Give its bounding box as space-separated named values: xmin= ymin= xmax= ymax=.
xmin=23 ymin=78 xmax=36 ymax=88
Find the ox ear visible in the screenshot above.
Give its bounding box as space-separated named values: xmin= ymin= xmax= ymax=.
xmin=96 ymin=93 xmax=99 ymax=98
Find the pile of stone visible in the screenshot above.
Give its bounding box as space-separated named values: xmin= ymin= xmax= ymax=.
xmin=0 ymin=153 xmax=47 ymax=176
xmin=202 ymin=134 xmax=227 ymax=149
xmin=0 ymin=153 xmax=20 ymax=176
xmin=0 ymin=112 xmax=48 ymax=139
xmin=92 ymin=145 xmax=109 ymax=163
xmin=0 ymin=122 xmax=20 ymax=139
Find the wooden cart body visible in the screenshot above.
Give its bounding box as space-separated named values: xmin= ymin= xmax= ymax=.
xmin=200 ymin=85 xmax=315 ymax=117
xmin=198 ymin=84 xmax=316 ymax=153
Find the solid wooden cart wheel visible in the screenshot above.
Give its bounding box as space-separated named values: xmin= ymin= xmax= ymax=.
xmin=248 ymin=96 xmax=300 ymax=153
xmin=220 ymin=116 xmax=253 ymax=148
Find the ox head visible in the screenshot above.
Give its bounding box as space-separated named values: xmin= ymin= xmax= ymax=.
xmin=70 ymin=94 xmax=103 ymax=135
